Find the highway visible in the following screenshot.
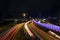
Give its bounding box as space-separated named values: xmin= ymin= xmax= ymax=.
xmin=0 ymin=21 xmax=60 ymax=40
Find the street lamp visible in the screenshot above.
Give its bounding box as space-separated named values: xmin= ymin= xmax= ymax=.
xmin=22 ymin=13 xmax=26 ymax=19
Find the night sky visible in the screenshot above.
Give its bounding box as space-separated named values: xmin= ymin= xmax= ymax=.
xmin=0 ymin=0 xmax=60 ymax=18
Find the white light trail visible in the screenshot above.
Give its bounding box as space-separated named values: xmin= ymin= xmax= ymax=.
xmin=49 ymin=31 xmax=60 ymax=39
xmin=24 ymin=21 xmax=35 ymax=38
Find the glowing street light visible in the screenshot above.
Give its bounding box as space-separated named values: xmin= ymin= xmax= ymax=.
xmin=23 ymin=13 xmax=26 ymax=17
xmin=22 ymin=13 xmax=26 ymax=18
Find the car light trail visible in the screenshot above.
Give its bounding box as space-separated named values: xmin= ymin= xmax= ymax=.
xmin=0 ymin=26 xmax=17 ymax=40
xmin=24 ymin=21 xmax=35 ymax=38
xmin=8 ymin=24 xmax=21 ymax=40
xmin=0 ymin=23 xmax=24 ymax=40
xmin=49 ymin=31 xmax=60 ymax=39
xmin=34 ymin=21 xmax=60 ymax=33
